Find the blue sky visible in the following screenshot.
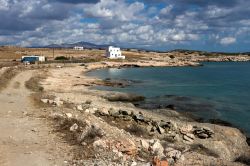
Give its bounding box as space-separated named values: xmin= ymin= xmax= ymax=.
xmin=0 ymin=0 xmax=250 ymax=52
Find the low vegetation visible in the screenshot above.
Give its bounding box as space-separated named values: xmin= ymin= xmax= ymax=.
xmin=125 ymin=124 xmax=148 ymax=137
xmin=190 ymin=144 xmax=219 ymax=158
xmin=54 ymin=56 xmax=69 ymax=60
xmin=105 ymin=93 xmax=145 ymax=102
xmin=0 ymin=67 xmax=19 ymax=91
xmin=25 ymin=71 xmax=48 ymax=92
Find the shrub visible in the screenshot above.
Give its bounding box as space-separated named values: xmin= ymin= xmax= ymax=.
xmin=169 ymin=55 xmax=175 ymax=59
xmin=0 ymin=68 xmax=18 ymax=91
xmin=25 ymin=72 xmax=47 ymax=92
xmin=54 ymin=56 xmax=69 ymax=61
xmin=125 ymin=124 xmax=147 ymax=137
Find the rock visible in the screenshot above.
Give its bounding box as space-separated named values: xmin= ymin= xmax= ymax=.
xmin=85 ymin=100 xmax=92 ymax=104
xmin=140 ymin=140 xmax=149 ymax=151
xmin=108 ymin=109 xmax=120 ymax=117
xmin=157 ymin=125 xmax=165 ymax=134
xmin=85 ymin=108 xmax=96 ymax=114
xmin=65 ymin=113 xmax=73 ymax=118
xmin=85 ymin=109 xmax=90 ymax=113
xmin=89 ymin=108 xmax=96 ymax=114
xmin=183 ymin=135 xmax=194 ymax=143
xmin=78 ymin=124 xmax=105 ymax=143
xmin=186 ymin=133 xmax=195 ymax=139
xmin=76 ymin=105 xmax=83 ymax=111
xmin=165 ymin=148 xmax=182 ymax=161
xmin=70 ymin=123 xmax=78 ymax=132
xmin=197 ymin=133 xmax=209 ymax=139
xmin=41 ymin=99 xmax=49 ymax=104
xmin=203 ymin=127 xmax=214 ymax=134
xmin=174 ymin=134 xmax=181 ymax=142
xmin=133 ymin=114 xmax=144 ymax=122
xmin=159 ymin=121 xmax=172 ymax=129
xmin=97 ymin=108 xmax=109 ymax=116
xmin=50 ymin=112 xmax=64 ymax=119
xmin=152 ymin=156 xmax=169 ymax=166
xmin=147 ymin=126 xmax=154 ymax=133
xmin=123 ymin=116 xmax=132 ymax=121
xmin=48 ymin=99 xmax=54 ymax=104
xmin=53 ymin=97 xmax=63 ymax=107
xmin=131 ymin=161 xmax=137 ymax=166
xmin=117 ymin=152 xmax=123 ymax=158
xmin=119 ymin=110 xmax=129 ymax=116
xmin=93 ymin=139 xmax=107 ymax=150
xmin=193 ymin=126 xmax=214 ymax=139
xmin=92 ymin=107 xmax=98 ymax=112
xmin=116 ymin=139 xmax=137 ymax=155
xmin=180 ymin=124 xmax=193 ymax=134
xmin=150 ymin=140 xmax=164 ymax=157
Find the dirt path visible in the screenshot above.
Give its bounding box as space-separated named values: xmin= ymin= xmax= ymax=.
xmin=0 ymin=70 xmax=66 ymax=166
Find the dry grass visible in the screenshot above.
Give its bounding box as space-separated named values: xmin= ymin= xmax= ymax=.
xmin=25 ymin=70 xmax=48 ymax=92
xmin=190 ymin=144 xmax=219 ymax=158
xmin=0 ymin=46 xmax=149 ymax=62
xmin=0 ymin=46 xmax=106 ymax=60
xmin=0 ymin=67 xmax=19 ymax=91
xmin=125 ymin=124 xmax=148 ymax=137
xmin=13 ymin=81 xmax=20 ymax=89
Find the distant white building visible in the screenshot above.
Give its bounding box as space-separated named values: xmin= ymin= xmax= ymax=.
xmin=106 ymin=46 xmax=125 ymax=59
xmin=74 ymin=46 xmax=84 ymax=50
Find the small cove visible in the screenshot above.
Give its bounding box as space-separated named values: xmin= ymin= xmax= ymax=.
xmin=86 ymin=62 xmax=250 ymax=136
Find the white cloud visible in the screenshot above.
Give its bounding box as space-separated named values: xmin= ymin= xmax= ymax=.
xmin=1 ymin=0 xmax=250 ymax=51
xmin=0 ymin=0 xmax=9 ymax=10
xmin=206 ymin=5 xmax=231 ymax=18
xmin=160 ymin=5 xmax=173 ymax=15
xmin=84 ymin=0 xmax=144 ymax=21
xmin=220 ymin=37 xmax=236 ymax=45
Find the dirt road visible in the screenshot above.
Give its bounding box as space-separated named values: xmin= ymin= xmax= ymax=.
xmin=0 ymin=70 xmax=67 ymax=166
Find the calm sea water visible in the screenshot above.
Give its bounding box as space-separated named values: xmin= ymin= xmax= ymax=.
xmin=86 ymin=62 xmax=250 ymax=135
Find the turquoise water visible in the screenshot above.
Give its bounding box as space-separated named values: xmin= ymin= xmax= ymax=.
xmin=86 ymin=62 xmax=250 ymax=135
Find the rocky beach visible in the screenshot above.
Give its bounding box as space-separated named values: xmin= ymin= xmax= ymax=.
xmin=1 ymin=0 xmax=250 ymax=164
xmin=39 ymin=57 xmax=250 ymax=165
xmin=0 ymin=51 xmax=250 ymax=166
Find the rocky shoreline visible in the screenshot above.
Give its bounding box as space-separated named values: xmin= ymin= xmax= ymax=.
xmin=36 ymin=59 xmax=250 ymax=166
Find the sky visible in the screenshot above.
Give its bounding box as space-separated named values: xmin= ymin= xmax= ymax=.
xmin=0 ymin=0 xmax=250 ymax=52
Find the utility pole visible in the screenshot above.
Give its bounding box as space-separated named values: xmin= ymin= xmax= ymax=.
xmin=53 ymin=47 xmax=55 ymax=59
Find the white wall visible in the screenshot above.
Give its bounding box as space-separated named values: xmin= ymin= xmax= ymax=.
xmin=106 ymin=46 xmax=125 ymax=59
xmin=74 ymin=46 xmax=84 ymax=50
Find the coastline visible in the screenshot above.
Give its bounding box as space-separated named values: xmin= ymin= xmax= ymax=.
xmin=38 ymin=58 xmax=250 ymax=165
xmin=85 ymin=61 xmax=250 ymax=137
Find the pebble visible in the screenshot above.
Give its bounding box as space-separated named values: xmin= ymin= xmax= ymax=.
xmin=76 ymin=105 xmax=83 ymax=111
xmin=65 ymin=113 xmax=73 ymax=118
xmin=70 ymin=123 xmax=78 ymax=132
xmin=183 ymin=135 xmax=194 ymax=143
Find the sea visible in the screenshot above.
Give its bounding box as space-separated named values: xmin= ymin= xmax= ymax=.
xmin=86 ymin=62 xmax=250 ymax=136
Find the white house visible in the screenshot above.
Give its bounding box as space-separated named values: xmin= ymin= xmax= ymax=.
xmin=106 ymin=46 xmax=125 ymax=59
xmin=74 ymin=46 xmax=84 ymax=50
